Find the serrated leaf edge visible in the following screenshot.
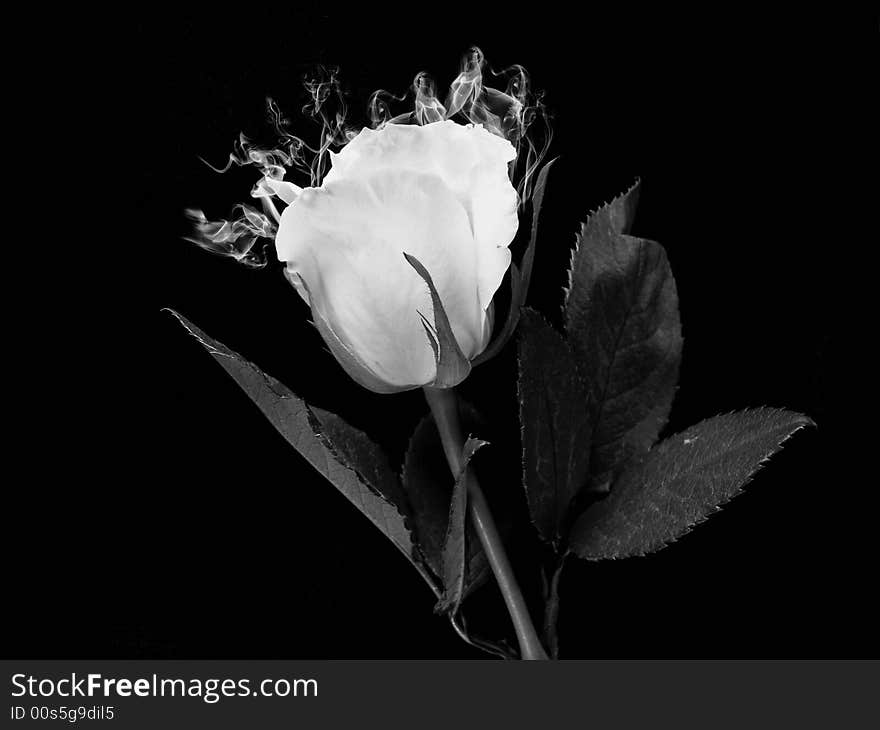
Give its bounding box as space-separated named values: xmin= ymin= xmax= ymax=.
xmin=516 ymin=307 xmax=591 ymax=549
xmin=571 ymin=407 xmax=815 ymax=560
xmin=562 ymin=177 xmax=641 ymax=312
xmin=165 ymin=308 xmax=442 ymax=596
xmin=435 ymin=436 xmax=489 ymax=616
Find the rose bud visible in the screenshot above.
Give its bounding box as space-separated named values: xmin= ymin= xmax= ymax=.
xmin=274 ymin=120 xmax=518 ymax=393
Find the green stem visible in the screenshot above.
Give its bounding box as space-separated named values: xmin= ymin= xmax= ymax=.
xmin=424 ymin=386 xmax=548 ymax=661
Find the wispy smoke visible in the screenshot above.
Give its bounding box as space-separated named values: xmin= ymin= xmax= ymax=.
xmin=183 ymin=206 xmax=273 ymax=268
xmin=186 ymin=48 xmax=551 ymax=267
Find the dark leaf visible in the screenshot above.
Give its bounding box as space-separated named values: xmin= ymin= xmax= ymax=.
xmin=472 ymin=157 xmax=557 ymax=366
xmin=569 ymin=408 xmax=815 ymax=559
xmin=517 ymin=308 xmax=591 ymax=547
xmin=309 ymin=406 xmax=413 ymax=529
xmin=519 ymin=157 xmax=558 ymax=303
xmin=436 ymin=437 xmax=489 ymax=615
xmin=167 ymin=309 xmax=438 ymax=594
xmin=564 ymin=179 xmax=682 ymax=492
xmin=402 ymin=406 xmax=496 ymax=601
xmin=404 ymin=252 xmax=471 ymax=388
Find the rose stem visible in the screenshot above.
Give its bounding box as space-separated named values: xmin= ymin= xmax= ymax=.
xmin=542 ymin=554 xmax=566 ymax=660
xmin=424 ymin=386 xmax=548 ymax=660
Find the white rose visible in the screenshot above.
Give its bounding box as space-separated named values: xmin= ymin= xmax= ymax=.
xmin=274 ymin=120 xmax=518 ymax=393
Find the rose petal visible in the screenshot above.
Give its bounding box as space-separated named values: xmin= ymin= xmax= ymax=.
xmin=276 ymin=169 xmax=484 ymax=390
xmin=325 ymin=120 xmax=518 ymax=326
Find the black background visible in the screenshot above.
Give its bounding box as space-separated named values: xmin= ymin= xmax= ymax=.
xmin=9 ymin=8 xmax=868 ymax=659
